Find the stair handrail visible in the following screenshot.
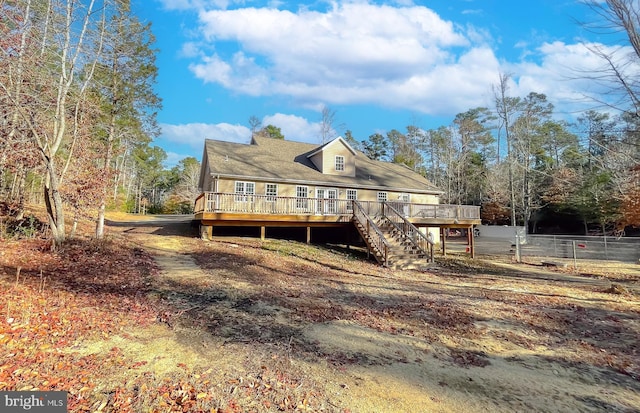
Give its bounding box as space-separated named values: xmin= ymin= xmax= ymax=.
xmin=352 ymin=200 xmax=390 ymax=265
xmin=383 ymin=202 xmax=435 ymax=262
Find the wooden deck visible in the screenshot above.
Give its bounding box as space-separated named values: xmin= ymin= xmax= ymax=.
xmin=194 ymin=192 xmax=481 ymax=261
xmin=194 ymin=192 xmax=481 ymax=227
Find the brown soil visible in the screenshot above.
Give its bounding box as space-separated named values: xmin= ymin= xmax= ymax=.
xmin=113 ymin=218 xmax=640 ymax=412
xmin=2 ymin=213 xmax=639 ymax=412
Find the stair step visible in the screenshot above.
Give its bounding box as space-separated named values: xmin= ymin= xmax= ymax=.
xmin=353 ymin=212 xmax=433 ymax=268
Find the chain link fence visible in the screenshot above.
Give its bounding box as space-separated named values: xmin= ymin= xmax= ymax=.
xmin=515 ymin=234 xmax=640 ymax=264
xmin=470 ymin=234 xmax=640 ymax=267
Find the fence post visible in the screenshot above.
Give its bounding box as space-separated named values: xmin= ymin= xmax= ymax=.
xmin=515 ymin=234 xmax=521 ymax=263
xmin=604 ymin=236 xmax=608 ymax=260
xmin=553 ymin=235 xmax=557 ymax=257
xmin=572 ymin=240 xmax=577 ymax=270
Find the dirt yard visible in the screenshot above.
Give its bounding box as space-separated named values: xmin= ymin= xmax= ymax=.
xmin=1 ymin=215 xmax=640 ymax=412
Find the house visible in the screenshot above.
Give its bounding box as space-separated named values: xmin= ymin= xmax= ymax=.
xmin=195 ymin=135 xmax=481 ymax=268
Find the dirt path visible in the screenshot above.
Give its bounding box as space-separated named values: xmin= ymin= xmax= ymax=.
xmin=123 ymin=230 xmax=453 ymax=412
xmin=108 ymin=218 xmax=640 ymax=413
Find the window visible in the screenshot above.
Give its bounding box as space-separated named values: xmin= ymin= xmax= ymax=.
xmin=265 ymin=184 xmax=278 ymax=202
xmin=296 ymin=186 xmax=308 ymax=209
xmin=346 ymin=189 xmax=357 ymax=212
xmin=377 ymin=192 xmax=388 ymax=202
xmin=235 ymin=181 xmax=255 ymax=202
xmin=398 ymin=193 xmax=410 ymax=216
xmin=335 ymin=155 xmax=345 ymax=171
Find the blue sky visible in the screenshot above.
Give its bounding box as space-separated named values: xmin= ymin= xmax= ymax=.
xmin=131 ymin=0 xmax=630 ymax=166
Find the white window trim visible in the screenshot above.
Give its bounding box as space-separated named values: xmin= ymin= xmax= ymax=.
xmin=265 ymin=183 xmax=278 ymax=202
xmin=377 ymin=192 xmax=388 ymax=202
xmin=335 ymin=155 xmax=345 ymax=171
xmin=296 ymin=185 xmax=309 ymax=209
xmin=346 ymin=189 xmax=357 ymax=211
xmin=235 ymin=181 xmax=255 ymax=202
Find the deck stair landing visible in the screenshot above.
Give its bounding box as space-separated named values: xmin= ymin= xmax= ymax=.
xmin=352 ymin=201 xmax=434 ymax=269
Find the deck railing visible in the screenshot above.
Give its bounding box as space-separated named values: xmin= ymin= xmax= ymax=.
xmin=382 ymin=202 xmax=435 ymax=261
xmin=195 ymin=192 xmax=480 ymax=220
xmin=353 ymin=200 xmax=390 ymax=265
xmin=195 ymin=192 xmax=355 ymax=216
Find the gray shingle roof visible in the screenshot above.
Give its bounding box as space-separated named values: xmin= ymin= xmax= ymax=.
xmin=202 ymin=136 xmax=442 ymax=194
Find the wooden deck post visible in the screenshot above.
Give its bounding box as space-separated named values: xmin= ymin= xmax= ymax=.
xmin=260 ymin=226 xmax=266 ymax=241
xmin=468 ymin=226 xmax=475 ymax=258
xmin=306 ymin=226 xmax=311 ymax=244
xmin=441 ymin=227 xmax=447 ymax=256
xmin=201 ymin=225 xmax=213 ymax=240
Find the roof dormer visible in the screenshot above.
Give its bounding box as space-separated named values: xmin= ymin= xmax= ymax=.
xmin=307 ymin=136 xmax=357 ymax=177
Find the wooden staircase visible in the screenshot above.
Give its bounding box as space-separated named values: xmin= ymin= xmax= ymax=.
xmin=352 ymin=201 xmax=435 ymax=269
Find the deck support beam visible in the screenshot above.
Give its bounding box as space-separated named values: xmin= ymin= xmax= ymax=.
xmin=260 ymin=226 xmax=266 ymax=240
xmin=441 ymin=227 xmax=447 ymax=256
xmin=306 ymin=226 xmax=311 ymax=244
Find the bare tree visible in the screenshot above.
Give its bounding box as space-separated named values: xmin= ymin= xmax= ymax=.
xmin=512 ymin=93 xmax=554 ymax=230
xmin=249 ymin=115 xmax=262 ymax=138
xmin=482 ymin=164 xmax=512 ymax=225
xmin=0 ymin=0 xmax=109 ymax=248
xmin=0 ymin=0 xmax=43 ymax=218
xmin=175 ymin=157 xmax=201 ymax=202
xmin=581 ymin=0 xmax=640 ymax=116
xmin=493 ymin=73 xmax=520 ymax=226
xmin=319 ymin=105 xmax=343 ymax=144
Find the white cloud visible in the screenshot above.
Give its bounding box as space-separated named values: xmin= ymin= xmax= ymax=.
xmin=158 ymin=115 xmax=323 ymax=151
xmin=189 ymin=55 xmax=233 ymax=87
xmin=261 ymin=113 xmax=321 ymax=143
xmin=160 ymin=122 xmax=251 ymax=148
xmin=507 ymin=41 xmax=638 ymax=113
xmin=164 ymin=151 xmax=191 ymax=168
xmin=171 ymin=1 xmax=631 ymax=119
xmin=186 ymin=3 xmax=488 ymax=114
xmin=179 ymin=42 xmax=201 ymax=58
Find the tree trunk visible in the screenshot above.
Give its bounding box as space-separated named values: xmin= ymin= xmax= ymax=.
xmin=95 ymin=45 xmax=119 ymax=239
xmin=43 ymin=164 xmax=66 ymax=249
xmin=14 ymin=167 xmax=26 ymax=221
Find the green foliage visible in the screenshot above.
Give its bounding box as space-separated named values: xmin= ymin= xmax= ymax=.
xmin=3 ymin=215 xmax=47 ymax=239
xmin=387 ymin=129 xmax=422 ymax=169
xmin=361 ymin=133 xmax=389 ymax=160
xmin=571 ymin=170 xmax=620 ymax=226
xmin=343 ymin=130 xmax=361 ymax=150
xmin=146 ymin=204 xmax=165 ymax=214
xmin=177 ymin=156 xmax=200 ymax=171
xmin=132 ymin=145 xmax=168 ymax=192
xmin=260 ymin=124 xmax=285 ymax=139
xmin=124 ymin=197 xmax=137 ymax=214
